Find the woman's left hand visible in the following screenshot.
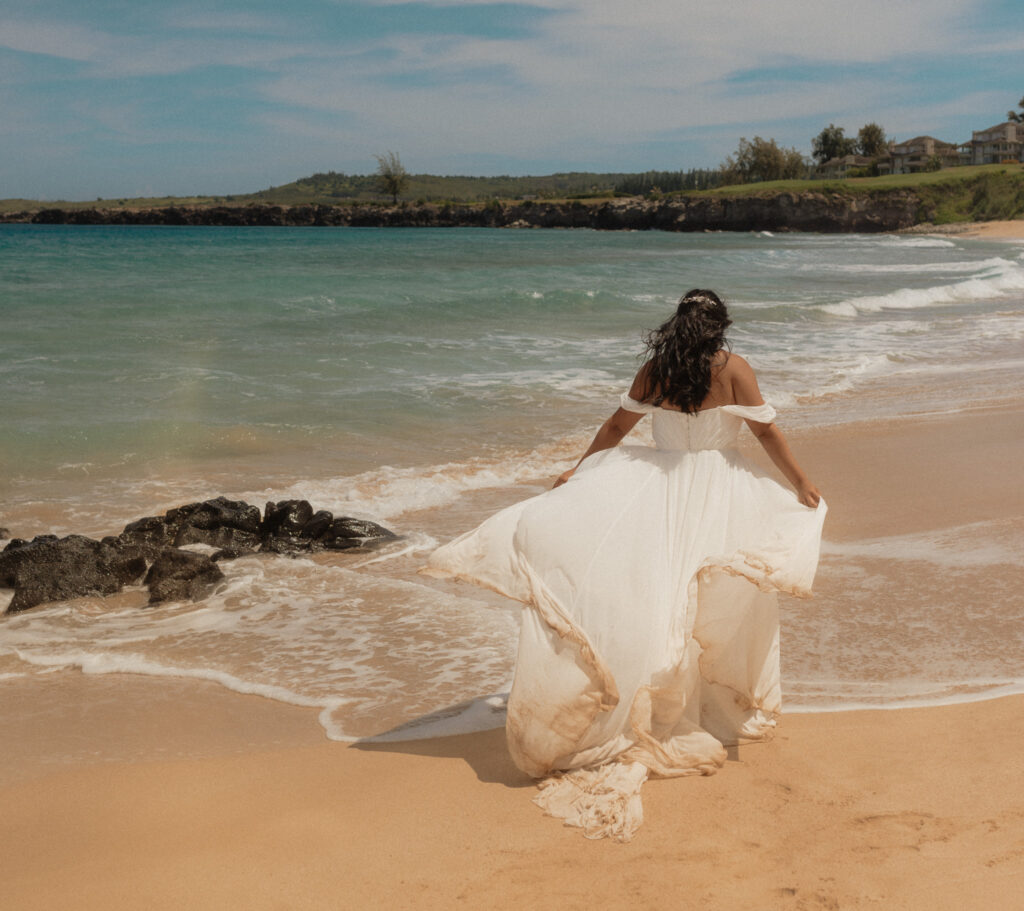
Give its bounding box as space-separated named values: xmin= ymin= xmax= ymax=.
xmin=553 ymin=468 xmax=575 ymax=489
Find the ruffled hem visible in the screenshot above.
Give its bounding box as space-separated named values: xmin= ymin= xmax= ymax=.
xmin=428 ymin=544 xmax=800 ymax=839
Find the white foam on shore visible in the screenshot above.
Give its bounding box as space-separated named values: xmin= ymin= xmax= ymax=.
xmin=11 ymin=647 xmax=347 ymax=713
xmin=1 ymin=555 xmax=519 ymax=742
xmin=785 ymin=679 xmax=1024 ymax=713
xmin=820 ymin=519 xmax=1024 ymax=568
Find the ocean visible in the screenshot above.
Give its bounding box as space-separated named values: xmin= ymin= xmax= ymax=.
xmin=2 ymin=224 xmax=1023 ymax=740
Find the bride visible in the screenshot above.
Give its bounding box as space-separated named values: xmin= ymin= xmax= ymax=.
xmin=425 ymin=289 xmax=826 ymax=840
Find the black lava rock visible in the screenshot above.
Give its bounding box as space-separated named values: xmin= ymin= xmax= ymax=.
xmin=144 ymin=548 xmax=225 ymax=605
xmin=2 ymin=534 xmax=147 ymax=614
xmin=1 ymin=497 xmax=398 ymax=612
xmin=119 ymin=497 xmax=262 ymax=555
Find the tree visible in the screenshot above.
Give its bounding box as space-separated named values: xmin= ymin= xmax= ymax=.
xmin=720 ymin=136 xmax=806 ymax=185
xmin=812 ymin=124 xmax=857 ymax=165
xmin=856 ymin=123 xmax=887 ymax=157
xmin=374 ymin=151 xmax=408 ymax=204
xmin=1007 ymin=96 xmax=1024 ymax=123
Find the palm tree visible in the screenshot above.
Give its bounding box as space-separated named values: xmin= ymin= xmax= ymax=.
xmin=1007 ymin=96 xmax=1024 ymax=123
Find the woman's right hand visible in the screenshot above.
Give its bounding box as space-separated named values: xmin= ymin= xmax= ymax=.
xmin=796 ymin=480 xmax=822 ymax=508
xmin=553 ymin=468 xmax=575 ymax=489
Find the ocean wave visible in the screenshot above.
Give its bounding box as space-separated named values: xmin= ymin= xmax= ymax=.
xmin=818 ymin=259 xmax=1024 ymax=317
xmin=241 ymin=440 xmax=586 ymax=523
xmin=427 ymin=366 xmax=620 ymax=397
xmin=757 ymin=349 xmax=908 ymax=408
xmin=864 ymin=236 xmax=958 ymax=249
xmin=803 ymin=256 xmax=1016 ymax=275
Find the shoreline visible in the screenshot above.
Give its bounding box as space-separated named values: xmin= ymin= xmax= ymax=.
xmin=905 ymin=218 xmax=1024 ymax=239
xmin=959 ymin=219 xmax=1024 ymax=238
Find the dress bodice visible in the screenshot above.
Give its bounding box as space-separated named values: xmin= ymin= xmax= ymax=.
xmin=619 ymin=393 xmax=776 ymax=452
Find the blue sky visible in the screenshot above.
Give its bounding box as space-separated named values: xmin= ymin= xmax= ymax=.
xmin=1 ymin=0 xmax=1021 ymax=199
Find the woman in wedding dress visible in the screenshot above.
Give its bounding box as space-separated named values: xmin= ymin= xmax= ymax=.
xmin=425 ymin=289 xmax=826 ymax=840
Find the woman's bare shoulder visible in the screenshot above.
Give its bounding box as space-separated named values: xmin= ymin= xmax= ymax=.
xmin=721 ymin=353 xmax=765 ymax=405
xmin=718 ymin=351 xmax=754 ymax=377
xmin=628 ymin=360 xmax=655 ymax=400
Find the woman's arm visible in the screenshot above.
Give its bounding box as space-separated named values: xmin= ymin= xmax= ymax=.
xmin=553 ymin=408 xmax=645 ymax=487
xmin=553 ymin=365 xmax=650 ymax=488
xmin=728 ymin=355 xmax=822 ymax=508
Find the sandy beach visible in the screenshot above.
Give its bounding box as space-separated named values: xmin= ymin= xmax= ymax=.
xmin=3 ymin=398 xmax=1023 ymax=910
xmin=949 ymin=218 xmax=1024 ymax=239
xmin=3 ymin=681 xmax=1024 ymax=911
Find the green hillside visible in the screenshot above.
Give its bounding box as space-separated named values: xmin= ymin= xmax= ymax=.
xmin=243 ymin=170 xmax=631 ymax=204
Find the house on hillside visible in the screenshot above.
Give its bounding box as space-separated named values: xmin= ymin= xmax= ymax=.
xmin=817 ymin=154 xmax=875 ymax=179
xmin=966 ymin=122 xmax=1024 ymax=164
xmin=876 ymin=136 xmax=962 ymax=174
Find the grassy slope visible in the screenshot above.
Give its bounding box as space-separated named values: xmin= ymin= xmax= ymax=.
xmin=697 ymin=165 xmax=1024 ymax=223
xmin=2 ymin=165 xmax=1022 ymax=222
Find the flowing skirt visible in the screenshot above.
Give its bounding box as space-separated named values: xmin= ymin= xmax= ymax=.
xmin=425 ymin=443 xmax=827 ymax=839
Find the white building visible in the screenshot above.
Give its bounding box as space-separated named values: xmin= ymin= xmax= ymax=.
xmin=877 ymin=136 xmax=961 ymax=174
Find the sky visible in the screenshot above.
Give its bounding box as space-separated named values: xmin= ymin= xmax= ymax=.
xmin=1 ymin=0 xmax=1021 ymax=200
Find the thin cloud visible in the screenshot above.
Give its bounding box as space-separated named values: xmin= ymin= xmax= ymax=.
xmin=0 ymin=0 xmax=1015 ymax=197
xmin=0 ymin=18 xmax=112 ymax=61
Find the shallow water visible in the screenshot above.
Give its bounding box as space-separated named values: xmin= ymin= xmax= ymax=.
xmin=2 ymin=225 xmax=1023 ymax=738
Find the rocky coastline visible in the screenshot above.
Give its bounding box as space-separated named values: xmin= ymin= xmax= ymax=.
xmin=0 ymin=190 xmax=927 ymax=232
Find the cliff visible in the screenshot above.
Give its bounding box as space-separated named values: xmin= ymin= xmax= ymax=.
xmin=0 ymin=190 xmax=925 ymax=232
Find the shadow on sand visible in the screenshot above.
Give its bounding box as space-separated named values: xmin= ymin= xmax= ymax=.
xmin=349 ymin=695 xmax=532 ymax=788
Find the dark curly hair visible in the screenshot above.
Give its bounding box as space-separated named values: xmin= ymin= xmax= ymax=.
xmin=641 ymin=289 xmax=732 ymax=413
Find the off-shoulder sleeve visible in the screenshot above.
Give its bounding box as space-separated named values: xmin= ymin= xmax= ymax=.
xmin=619 ymin=392 xmax=657 ymax=414
xmin=721 ymin=403 xmax=777 ymax=423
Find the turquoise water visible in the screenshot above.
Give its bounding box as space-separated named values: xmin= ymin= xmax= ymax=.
xmin=1 ymin=225 xmax=1023 ymax=735
xmin=5 ymin=225 xmax=1023 ymax=499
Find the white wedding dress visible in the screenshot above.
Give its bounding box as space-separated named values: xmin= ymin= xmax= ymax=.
xmin=425 ymin=393 xmax=827 ymax=840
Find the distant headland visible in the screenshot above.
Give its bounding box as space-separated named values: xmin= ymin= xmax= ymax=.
xmin=2 ymin=164 xmax=1021 ymax=233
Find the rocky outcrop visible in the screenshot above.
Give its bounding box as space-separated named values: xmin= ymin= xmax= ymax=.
xmin=0 ymin=535 xmax=147 ymax=613
xmin=120 ymin=497 xmax=263 ymax=557
xmin=260 ymin=500 xmax=398 ymax=555
xmin=144 ymin=549 xmax=224 ymax=605
xmin=0 ymin=190 xmax=925 ymax=232
xmin=0 ymin=497 xmax=398 ymax=614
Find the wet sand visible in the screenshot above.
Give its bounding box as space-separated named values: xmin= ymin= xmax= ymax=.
xmin=2 ymin=400 xmax=1023 ymax=909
